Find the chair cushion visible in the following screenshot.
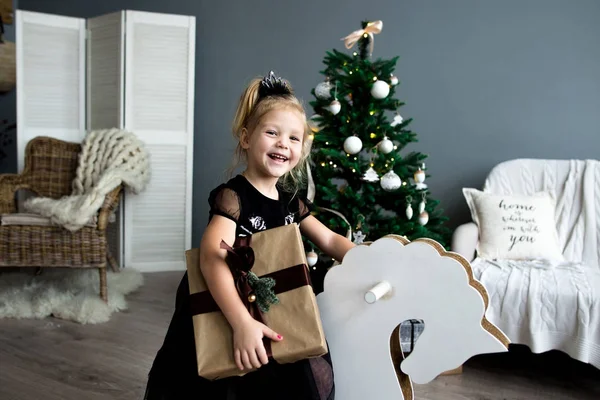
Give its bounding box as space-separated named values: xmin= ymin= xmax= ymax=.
xmin=0 ymin=213 xmax=96 ymax=227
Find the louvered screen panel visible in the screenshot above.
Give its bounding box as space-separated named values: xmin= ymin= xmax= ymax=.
xmin=87 ymin=12 xmax=124 ymax=131
xmin=87 ymin=12 xmax=126 ymax=268
xmin=131 ymin=23 xmax=189 ymax=132
xmin=123 ymin=11 xmax=196 ymax=272
xmin=130 ymin=145 xmax=187 ymax=268
xmin=16 ymin=11 xmax=85 ymax=172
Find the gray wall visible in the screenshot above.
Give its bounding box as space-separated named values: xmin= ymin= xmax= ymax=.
xmin=0 ymin=0 xmax=17 ymax=173
xmin=13 ymin=0 xmax=600 ymax=248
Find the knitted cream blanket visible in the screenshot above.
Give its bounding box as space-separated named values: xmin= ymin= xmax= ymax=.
xmin=24 ymin=129 xmax=151 ymax=231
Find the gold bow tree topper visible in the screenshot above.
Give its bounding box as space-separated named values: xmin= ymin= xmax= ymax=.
xmin=341 ymin=20 xmax=383 ymax=58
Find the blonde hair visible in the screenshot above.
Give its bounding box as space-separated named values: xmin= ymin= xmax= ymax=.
xmin=229 ymin=76 xmax=311 ymax=194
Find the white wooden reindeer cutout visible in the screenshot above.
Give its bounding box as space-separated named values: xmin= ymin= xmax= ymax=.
xmin=316 ymin=235 xmax=510 ymax=400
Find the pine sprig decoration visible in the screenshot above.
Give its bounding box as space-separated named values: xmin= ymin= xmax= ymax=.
xmin=247 ymin=271 xmax=279 ymax=313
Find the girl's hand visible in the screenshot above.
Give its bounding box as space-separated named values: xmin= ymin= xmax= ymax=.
xmin=232 ymin=317 xmax=283 ymax=370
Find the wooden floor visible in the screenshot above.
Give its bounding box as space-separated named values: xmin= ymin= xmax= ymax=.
xmin=1 ymin=271 xmax=599 ymax=400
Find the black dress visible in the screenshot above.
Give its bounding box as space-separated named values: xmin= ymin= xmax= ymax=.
xmin=144 ymin=175 xmax=335 ymax=400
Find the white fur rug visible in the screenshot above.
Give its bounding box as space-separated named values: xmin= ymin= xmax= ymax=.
xmin=0 ymin=268 xmax=144 ymax=324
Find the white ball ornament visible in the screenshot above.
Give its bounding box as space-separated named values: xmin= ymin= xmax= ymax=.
xmin=343 ymin=136 xmax=363 ymax=155
xmin=390 ymin=74 xmax=399 ymax=86
xmin=370 ymin=80 xmax=390 ymax=99
xmin=315 ymin=80 xmax=333 ymax=100
xmin=378 ymin=136 xmax=394 ymax=154
xmin=418 ymin=211 xmax=429 ymax=226
xmin=380 ymin=170 xmax=402 ymax=191
xmin=306 ymin=251 xmax=319 ymax=267
xmin=329 ymin=99 xmax=341 ymax=115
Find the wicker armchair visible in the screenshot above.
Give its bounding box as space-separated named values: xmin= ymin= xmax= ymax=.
xmin=0 ymin=136 xmax=122 ymax=302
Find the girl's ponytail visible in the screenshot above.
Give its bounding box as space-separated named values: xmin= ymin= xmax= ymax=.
xmin=232 ymin=78 xmax=262 ymax=141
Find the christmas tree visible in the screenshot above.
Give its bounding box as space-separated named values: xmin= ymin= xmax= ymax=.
xmin=306 ymin=20 xmax=451 ymax=254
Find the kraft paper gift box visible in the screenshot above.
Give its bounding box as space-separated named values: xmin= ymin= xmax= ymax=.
xmin=186 ymin=223 xmax=328 ymax=380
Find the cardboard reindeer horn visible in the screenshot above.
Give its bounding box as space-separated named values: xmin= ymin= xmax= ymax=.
xmin=316 ymin=235 xmax=510 ymax=400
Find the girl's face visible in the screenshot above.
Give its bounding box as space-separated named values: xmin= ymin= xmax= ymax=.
xmin=242 ymin=107 xmax=305 ymax=180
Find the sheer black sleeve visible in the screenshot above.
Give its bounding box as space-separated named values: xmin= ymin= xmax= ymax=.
xmin=298 ymin=196 xmax=315 ymax=223
xmin=208 ymin=185 xmax=241 ymax=223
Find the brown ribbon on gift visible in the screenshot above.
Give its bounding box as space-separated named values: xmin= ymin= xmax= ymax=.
xmin=189 ymin=236 xmax=312 ymax=357
xmin=219 ymin=237 xmax=261 ymax=319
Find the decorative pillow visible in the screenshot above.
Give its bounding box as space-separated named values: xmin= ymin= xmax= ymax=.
xmin=462 ymin=188 xmax=564 ymax=262
xmin=0 ymin=213 xmax=97 ymax=227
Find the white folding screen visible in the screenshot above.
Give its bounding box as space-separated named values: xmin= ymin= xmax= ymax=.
xmin=16 ymin=9 xmax=196 ymax=272
xmin=122 ymin=11 xmax=195 ymax=272
xmin=87 ymin=12 xmax=124 ymax=131
xmin=16 ymin=10 xmax=86 ymax=172
xmin=87 ymin=11 xmax=126 ymax=268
